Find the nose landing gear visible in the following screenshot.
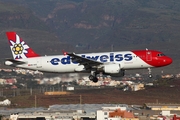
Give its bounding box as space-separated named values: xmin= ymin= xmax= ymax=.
xmin=148 ymin=68 xmax=152 ymax=78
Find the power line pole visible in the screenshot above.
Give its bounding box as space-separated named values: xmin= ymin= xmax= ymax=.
xmin=35 ymin=95 xmax=37 ymax=109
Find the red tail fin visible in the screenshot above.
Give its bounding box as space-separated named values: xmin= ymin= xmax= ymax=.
xmin=6 ymin=32 xmax=39 ymax=59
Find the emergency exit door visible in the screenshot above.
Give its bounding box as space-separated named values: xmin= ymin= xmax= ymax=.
xmin=146 ymin=51 xmax=152 ymax=61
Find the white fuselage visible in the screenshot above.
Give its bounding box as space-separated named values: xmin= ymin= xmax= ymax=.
xmin=15 ymin=51 xmax=151 ymax=73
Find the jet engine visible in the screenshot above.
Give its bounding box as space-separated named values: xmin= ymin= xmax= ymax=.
xmin=103 ymin=63 xmax=121 ymax=74
xmin=99 ymin=63 xmax=125 ymax=77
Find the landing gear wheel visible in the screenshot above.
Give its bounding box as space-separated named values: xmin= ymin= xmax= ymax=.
xmin=89 ymin=75 xmax=94 ymax=80
xmin=149 ymin=74 xmax=152 ymax=78
xmin=92 ymin=77 xmax=98 ymax=83
xmin=89 ymin=75 xmax=98 ymax=83
xmin=148 ymin=68 xmax=152 ymax=78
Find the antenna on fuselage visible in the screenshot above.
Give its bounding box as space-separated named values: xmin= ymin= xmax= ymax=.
xmin=146 ymin=48 xmax=148 ymax=51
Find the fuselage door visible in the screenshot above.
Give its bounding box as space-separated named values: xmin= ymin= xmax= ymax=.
xmin=36 ymin=58 xmax=42 ymax=68
xmin=146 ymin=51 xmax=152 ymax=61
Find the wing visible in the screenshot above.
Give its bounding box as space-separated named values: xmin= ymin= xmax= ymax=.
xmin=67 ymin=52 xmax=103 ymax=69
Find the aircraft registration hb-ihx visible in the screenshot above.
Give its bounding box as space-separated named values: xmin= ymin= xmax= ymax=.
xmin=4 ymin=32 xmax=172 ymax=82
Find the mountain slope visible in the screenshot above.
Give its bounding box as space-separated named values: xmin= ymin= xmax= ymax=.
xmin=1 ymin=0 xmax=180 ymax=50
xmin=0 ymin=1 xmax=73 ymax=59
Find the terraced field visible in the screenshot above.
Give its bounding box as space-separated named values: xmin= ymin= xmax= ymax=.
xmin=8 ymin=79 xmax=180 ymax=108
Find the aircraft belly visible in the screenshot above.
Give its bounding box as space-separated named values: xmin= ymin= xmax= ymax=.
xmin=42 ymin=64 xmax=78 ymax=73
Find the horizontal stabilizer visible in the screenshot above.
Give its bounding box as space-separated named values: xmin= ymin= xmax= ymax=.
xmin=5 ymin=58 xmax=26 ymax=66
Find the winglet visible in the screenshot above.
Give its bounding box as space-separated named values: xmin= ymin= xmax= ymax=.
xmin=6 ymin=32 xmax=40 ymax=59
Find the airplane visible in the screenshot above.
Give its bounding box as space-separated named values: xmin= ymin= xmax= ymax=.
xmin=4 ymin=32 xmax=172 ymax=82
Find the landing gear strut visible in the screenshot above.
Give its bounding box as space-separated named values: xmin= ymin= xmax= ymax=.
xmin=148 ymin=68 xmax=152 ymax=78
xmin=89 ymin=71 xmax=98 ymax=82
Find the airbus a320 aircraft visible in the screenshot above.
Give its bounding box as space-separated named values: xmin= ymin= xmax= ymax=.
xmin=4 ymin=32 xmax=172 ymax=82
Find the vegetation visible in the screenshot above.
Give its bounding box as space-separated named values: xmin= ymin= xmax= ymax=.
xmin=2 ymin=79 xmax=180 ymax=108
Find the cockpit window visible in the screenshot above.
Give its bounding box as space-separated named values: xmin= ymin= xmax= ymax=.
xmin=157 ymin=53 xmax=166 ymax=57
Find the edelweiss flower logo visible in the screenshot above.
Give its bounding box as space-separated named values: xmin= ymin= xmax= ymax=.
xmin=12 ymin=44 xmax=23 ymax=55
xmin=10 ymin=34 xmax=29 ymax=59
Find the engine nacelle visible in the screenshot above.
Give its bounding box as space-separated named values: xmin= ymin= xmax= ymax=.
xmin=103 ymin=63 xmax=121 ymax=74
xmin=74 ymin=65 xmax=86 ymax=72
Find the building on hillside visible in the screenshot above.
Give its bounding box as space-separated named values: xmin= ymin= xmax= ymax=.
xmin=0 ymin=79 xmax=5 ymax=84
xmin=9 ymin=110 xmax=96 ymax=120
xmin=109 ymin=109 xmax=138 ymax=120
xmin=97 ymin=106 xmax=139 ymax=120
xmin=172 ymin=114 xmax=180 ymax=120
xmin=144 ymin=103 xmax=180 ymax=111
xmin=130 ymin=83 xmax=145 ymax=91
xmin=4 ymin=78 xmax=17 ymax=85
xmin=44 ymin=91 xmax=71 ymax=95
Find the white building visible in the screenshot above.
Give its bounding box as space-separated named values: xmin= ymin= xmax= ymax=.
xmin=0 ymin=99 xmax=11 ymax=106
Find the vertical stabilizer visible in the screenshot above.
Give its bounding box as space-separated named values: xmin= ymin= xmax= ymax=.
xmin=6 ymin=32 xmax=39 ymax=59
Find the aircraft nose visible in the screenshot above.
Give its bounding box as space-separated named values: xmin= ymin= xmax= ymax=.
xmin=165 ymin=57 xmax=173 ymax=65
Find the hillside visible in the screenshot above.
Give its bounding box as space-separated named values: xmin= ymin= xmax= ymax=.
xmin=0 ymin=0 xmax=179 ymax=73
xmin=0 ymin=1 xmax=73 ymax=59
xmin=6 ymin=79 xmax=180 ymax=108
xmin=1 ymin=1 xmax=180 ymax=49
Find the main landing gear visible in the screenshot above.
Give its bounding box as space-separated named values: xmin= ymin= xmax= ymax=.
xmin=89 ymin=71 xmax=98 ymax=83
xmin=148 ymin=68 xmax=152 ymax=78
